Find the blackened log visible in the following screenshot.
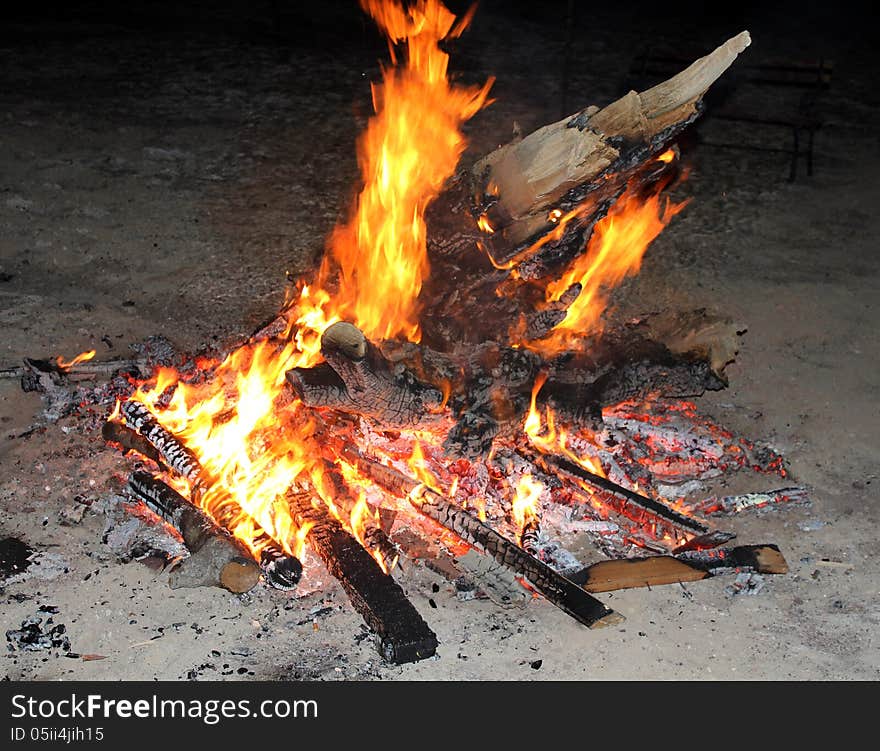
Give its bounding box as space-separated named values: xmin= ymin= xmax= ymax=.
xmin=117 ymin=404 xmax=302 ymax=590
xmin=286 ymin=321 xmax=444 ymax=427
xmin=1 ymin=357 xmax=146 ymax=380
xmin=568 ymin=544 xmax=788 ymax=592
xmin=340 ymin=448 xmax=622 ymax=629
xmin=419 ymin=35 xmax=751 ymax=348
xmin=470 ymin=33 xmax=751 ymax=240
xmin=518 ymin=444 xmax=709 ymax=536
xmin=258 ymin=542 xmax=303 ymax=590
xmin=121 ymin=401 xmax=203 ymax=485
xmin=287 ymin=492 xmax=437 ymax=664
xmin=314 ymin=459 xmax=400 ymax=572
xmin=127 ymin=471 xmax=261 ymax=593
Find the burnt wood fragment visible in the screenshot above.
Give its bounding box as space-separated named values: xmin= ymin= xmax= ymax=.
xmin=568 ymin=544 xmax=788 ymax=592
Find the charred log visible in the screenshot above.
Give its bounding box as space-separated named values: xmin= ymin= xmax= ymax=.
xmin=313 ymin=459 xmax=400 ymax=573
xmin=419 ymin=33 xmax=752 ymax=348
xmin=102 ymin=420 xmax=163 ymax=466
xmin=518 ymin=443 xmax=709 ymax=537
xmin=287 ymin=492 xmax=437 ymax=664
xmin=117 ymin=402 xmax=302 ymax=591
xmin=286 ymin=322 xmax=444 ymax=427
xmin=121 ymin=401 xmax=203 ymax=485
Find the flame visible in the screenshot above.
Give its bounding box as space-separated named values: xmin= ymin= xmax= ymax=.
xmin=477 ymin=214 xmax=495 ymax=234
xmin=524 ymin=373 xmax=605 ymax=476
xmin=56 ymin=349 xmax=96 ymax=370
xmin=522 ymin=181 xmax=688 ymax=354
xmin=309 ymin=0 xmax=492 ymax=343
xmin=407 ymin=440 xmax=440 ymax=491
xmin=511 ymin=474 xmax=542 ymax=532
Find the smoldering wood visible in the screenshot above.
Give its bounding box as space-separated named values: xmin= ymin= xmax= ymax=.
xmin=517 ymin=443 xmax=709 ymax=535
xmin=2 ymin=357 xmax=147 ymax=381
xmin=568 ymin=544 xmax=788 ymax=592
xmin=127 ymin=471 xmax=261 ymax=593
xmin=288 ymin=310 xmax=739 ymax=459
xmin=287 ymin=492 xmax=438 ymax=664
xmin=340 ymin=447 xmax=623 ymax=629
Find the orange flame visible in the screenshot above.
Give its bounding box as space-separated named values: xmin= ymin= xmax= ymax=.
xmin=524 ymin=373 xmax=605 ymax=476
xmin=310 ymin=0 xmax=492 ymax=343
xmin=523 ymin=180 xmax=688 ymax=354
xmin=56 ymin=349 xmax=96 ymax=370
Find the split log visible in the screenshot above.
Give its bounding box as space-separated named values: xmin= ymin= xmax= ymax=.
xmin=287 ymin=492 xmax=438 ymax=664
xmin=339 ymin=447 xmax=623 ymax=629
xmin=419 ymin=32 xmax=752 ymax=349
xmin=470 ymin=32 xmax=752 ymax=239
xmin=127 ymin=471 xmax=261 ymax=593
xmin=568 ymin=544 xmax=788 ymax=592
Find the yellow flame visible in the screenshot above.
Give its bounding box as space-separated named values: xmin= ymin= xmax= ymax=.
xmin=511 ymin=474 xmax=542 ymax=532
xmin=56 ymin=349 xmax=96 ymax=370
xmin=309 ymin=0 xmax=492 ymax=343
xmin=520 ymin=182 xmax=688 ymax=354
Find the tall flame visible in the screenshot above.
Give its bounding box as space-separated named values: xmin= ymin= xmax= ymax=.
xmin=314 ymin=0 xmax=492 ymax=342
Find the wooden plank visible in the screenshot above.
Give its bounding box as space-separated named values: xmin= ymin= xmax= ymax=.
xmin=569 ymin=545 xmax=789 ymax=592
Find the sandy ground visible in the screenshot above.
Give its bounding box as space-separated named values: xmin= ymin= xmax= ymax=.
xmin=1 ymin=2 xmax=878 ymax=680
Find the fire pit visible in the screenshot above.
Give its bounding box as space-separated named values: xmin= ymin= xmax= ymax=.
xmin=13 ymin=0 xmax=807 ymax=667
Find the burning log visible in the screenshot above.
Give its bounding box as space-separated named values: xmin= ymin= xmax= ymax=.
xmin=420 ymin=33 xmax=752 ymax=348
xmin=568 ymin=544 xmax=788 ymax=593
xmin=127 ymin=471 xmax=261 ymax=593
xmin=120 ymin=401 xmax=203 ymax=486
xmin=340 ymin=447 xmax=623 ymax=629
xmin=102 ymin=420 xmax=163 ymax=466
xmin=287 ymin=492 xmax=438 ymax=664
xmin=115 ymin=404 xmax=303 ymax=590
xmin=314 ymin=459 xmax=400 ymax=572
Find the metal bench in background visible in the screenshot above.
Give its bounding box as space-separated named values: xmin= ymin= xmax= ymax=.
xmin=622 ymin=48 xmax=834 ymax=181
